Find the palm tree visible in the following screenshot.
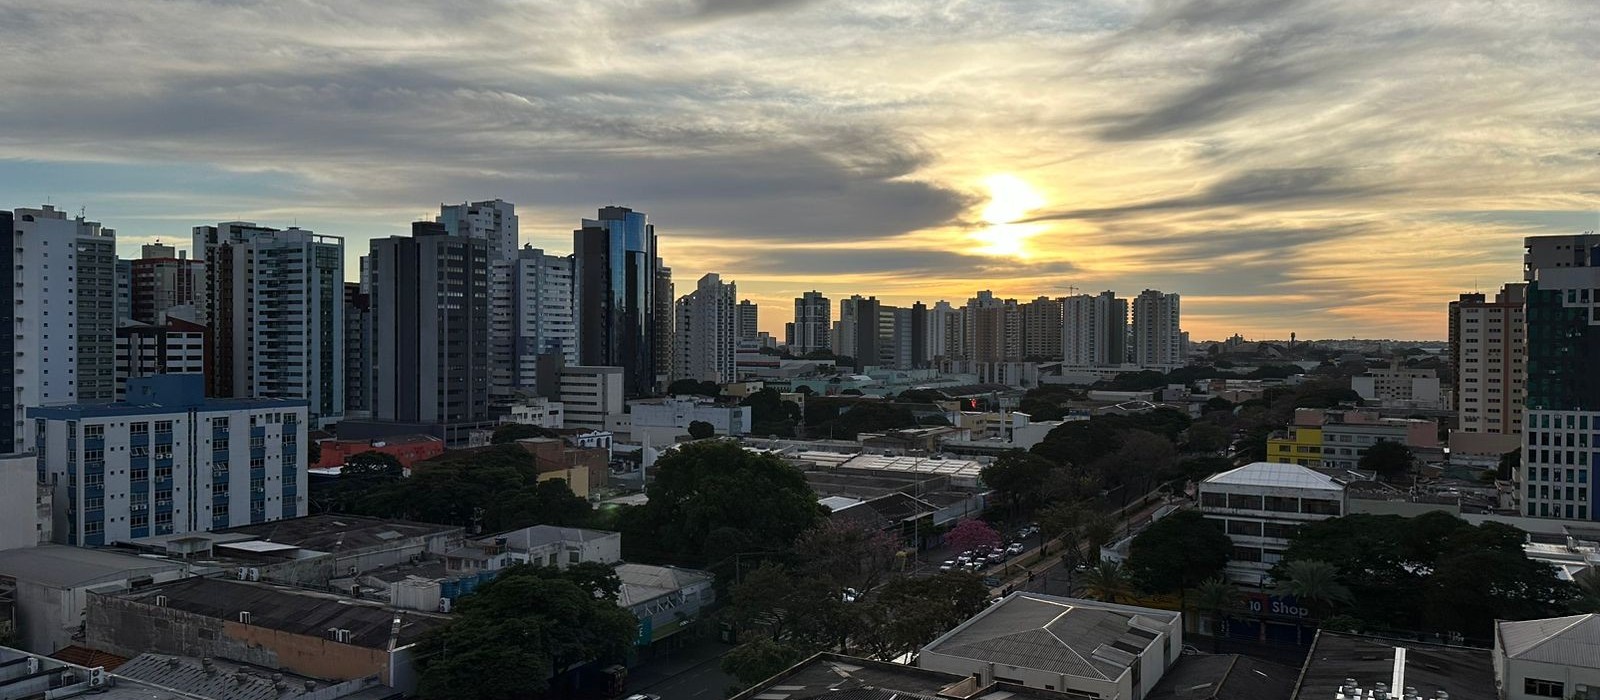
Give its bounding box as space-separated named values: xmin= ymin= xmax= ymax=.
xmin=1081 ymin=513 xmax=1116 ymax=560
xmin=1193 ymin=577 xmax=1239 ymax=651
xmin=1273 ymin=559 xmax=1352 ymax=619
xmin=1574 ymin=568 xmax=1600 ymax=613
xmin=1081 ymin=560 xmax=1134 ymax=604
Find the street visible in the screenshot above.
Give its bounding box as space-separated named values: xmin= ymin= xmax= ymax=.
xmin=627 ymin=637 xmax=735 ymax=700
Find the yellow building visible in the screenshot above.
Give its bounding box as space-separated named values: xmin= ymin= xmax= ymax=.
xmin=1267 ymin=426 xmax=1323 ymax=467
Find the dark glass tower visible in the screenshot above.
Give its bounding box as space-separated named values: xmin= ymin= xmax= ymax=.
xmin=574 ymin=206 xmax=660 ymax=396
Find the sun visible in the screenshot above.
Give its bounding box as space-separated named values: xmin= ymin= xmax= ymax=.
xmin=973 ymin=174 xmax=1046 ymax=257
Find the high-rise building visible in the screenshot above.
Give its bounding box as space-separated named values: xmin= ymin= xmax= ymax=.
xmin=927 ymin=300 xmax=964 ymax=362
xmin=130 ymin=245 xmax=206 ymax=324
xmin=438 ymin=200 xmax=518 ymax=402
xmin=675 ymin=274 xmax=738 ymax=384
xmin=1519 ymin=234 xmax=1600 ymax=520
xmin=877 ymin=304 xmax=928 ymax=369
xmin=1063 ymin=291 xmax=1127 ymax=367
xmin=114 ymin=316 xmax=207 ymax=401
xmin=343 ymin=282 xmax=372 ymax=418
xmin=835 ymin=295 xmax=881 ymax=371
xmin=30 ymin=375 xmax=308 ymax=545
xmin=966 ymin=291 xmax=1022 ymax=363
xmin=1449 ymin=284 xmax=1526 ymax=435
xmin=1132 ymin=289 xmax=1182 ymax=370
xmin=655 ymin=264 xmax=675 ymax=386
xmin=574 ymin=206 xmax=662 ymax=396
xmin=513 ymin=246 xmax=576 ymax=391
xmin=737 ymin=300 xmax=759 ymax=341
xmin=790 ymin=291 xmax=831 ymax=355
xmin=192 ymin=223 xmax=344 ymax=426
xmin=114 ymin=258 xmax=132 ymax=326
xmin=0 ymin=210 xmax=13 ymax=453
xmin=7 ymin=205 xmax=118 ymax=451
xmin=560 ymin=366 xmax=625 ymax=431
xmin=367 ymin=222 xmax=492 ymax=442
xmin=1020 ymin=296 xmax=1063 ymax=361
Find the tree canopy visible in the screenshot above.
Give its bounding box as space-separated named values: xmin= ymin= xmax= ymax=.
xmin=667 ymin=379 xmax=722 ymax=397
xmin=1127 ymin=511 xmax=1232 ymax=594
xmin=980 ymin=450 xmax=1054 ymax=513
xmin=490 ymin=423 xmax=558 ymax=444
xmin=687 ymin=420 xmax=715 ymax=440
xmin=1358 ymin=440 xmax=1414 ymax=480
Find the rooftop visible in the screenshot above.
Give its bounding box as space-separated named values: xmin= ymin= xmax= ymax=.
xmin=28 ymin=375 xmax=306 ymax=420
xmin=1496 ymin=614 xmax=1600 ymax=668
xmin=615 ymin=563 xmax=713 ymax=608
xmin=113 ymin=653 xmax=401 ymax=700
xmin=484 ymin=524 xmax=619 ymax=552
xmin=117 ymin=577 xmax=449 ymax=650
xmin=1203 ymin=462 xmax=1345 ymax=493
xmin=1146 ymin=654 xmax=1297 ymax=700
xmin=922 ymin=593 xmax=1179 ymax=681
xmin=0 ymin=544 xmax=185 ymax=589
xmin=1291 ymin=631 xmax=1494 ymax=700
xmin=727 ymin=652 xmax=1082 ymax=700
xmin=214 ymin=515 xmax=459 ymax=554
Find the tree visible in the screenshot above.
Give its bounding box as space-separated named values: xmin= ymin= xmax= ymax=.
xmin=1359 ymin=440 xmax=1414 ymax=480
xmin=723 ymin=638 xmax=807 ymax=690
xmin=980 ymin=450 xmax=1053 ymax=513
xmin=1127 ymin=511 xmax=1231 ymax=594
xmin=330 ymin=445 xmax=597 ymax=532
xmin=1182 ymin=422 xmax=1231 ymax=454
xmin=855 ymin=573 xmax=989 ymax=661
xmin=414 ymin=565 xmax=637 ymax=699
xmin=1192 ymin=577 xmax=1239 ymax=651
xmin=1273 ymin=559 xmax=1352 ymax=618
xmin=308 ymin=439 xmax=322 ymax=465
xmin=667 ymin=379 xmax=721 ymax=397
xmin=1080 ymin=512 xmax=1116 ymax=560
xmin=687 ymin=421 xmax=715 ymax=440
xmin=742 ymin=388 xmax=802 ymax=436
xmin=1031 ymin=419 xmax=1124 ymax=467
xmin=490 ymin=423 xmax=558 ymax=444
xmin=1080 ymin=560 xmax=1134 ymax=604
xmin=1037 ymin=503 xmax=1083 ymax=558
xmin=621 ymin=441 xmax=825 ymax=566
xmin=945 ymin=519 xmax=1001 ymax=554
xmin=793 ymin=519 xmax=898 ymax=593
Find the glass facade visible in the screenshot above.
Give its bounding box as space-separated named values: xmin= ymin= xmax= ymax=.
xmin=574 ymin=206 xmax=660 ymax=396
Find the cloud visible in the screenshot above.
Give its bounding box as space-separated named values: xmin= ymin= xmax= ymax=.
xmin=689 ymin=0 xmax=822 ymax=19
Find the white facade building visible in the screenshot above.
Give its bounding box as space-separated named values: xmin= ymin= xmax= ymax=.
xmin=1198 ymin=462 xmax=1346 ymax=585
xmin=1063 ymin=291 xmax=1127 ymax=367
xmin=1451 ymin=284 xmax=1527 ymax=435
xmin=625 ymin=397 xmax=751 ymax=440
xmin=1351 ymin=365 xmax=1444 ymax=410
xmin=674 ymin=273 xmax=738 ymax=384
xmin=30 ymin=375 xmax=309 ymax=547
xmin=1495 ymin=614 xmax=1600 ymax=700
xmin=789 ymin=291 xmax=831 ymax=355
xmin=560 ymin=366 xmax=625 ymax=431
xmin=114 ymin=319 xmax=207 ymax=401
xmin=512 ymin=246 xmax=575 ymax=391
xmin=500 ymin=398 xmax=565 ymax=430
xmin=1131 ymin=289 xmax=1182 ymax=370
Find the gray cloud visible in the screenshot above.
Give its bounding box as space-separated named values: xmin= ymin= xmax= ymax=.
xmin=691 ymin=0 xmax=822 ymax=19
xmin=1021 ymin=167 xmax=1388 ymax=223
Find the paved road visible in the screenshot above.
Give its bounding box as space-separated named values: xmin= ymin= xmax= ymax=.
xmin=629 ymin=638 xmax=735 ymax=700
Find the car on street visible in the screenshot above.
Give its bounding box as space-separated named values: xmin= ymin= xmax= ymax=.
xmin=1006 ymin=542 xmax=1024 ymax=555
xmin=940 ymin=560 xmax=956 ymax=571
xmin=625 ymin=695 xmax=663 ymax=700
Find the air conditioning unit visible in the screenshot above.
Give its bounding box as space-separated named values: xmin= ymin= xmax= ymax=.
xmin=236 ymin=567 xmax=248 ymax=580
xmin=154 ymin=595 xmax=168 ymax=607
xmin=248 ymin=568 xmax=260 ymax=581
xmin=336 ymin=629 xmax=353 ymax=644
xmin=238 ymin=611 xmax=252 ymax=624
xmin=438 ymin=598 xmax=452 ymax=614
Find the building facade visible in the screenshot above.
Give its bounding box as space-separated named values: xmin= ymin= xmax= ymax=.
xmin=31 ymin=375 xmax=308 ymax=546
xmin=674 ymin=273 xmax=738 ymax=384
xmin=559 ymin=366 xmax=625 ymax=431
xmin=1063 ymin=291 xmax=1127 ymax=367
xmin=574 ymin=207 xmax=662 ymax=396
xmin=1198 ymin=462 xmax=1346 ymax=585
xmin=343 ymin=282 xmax=372 ymax=417
xmin=368 ymin=222 xmax=492 ymax=439
xmin=1450 ymin=284 xmax=1526 ymax=435
xmin=789 ymin=291 xmax=830 ymax=355
xmin=1519 ymin=234 xmax=1600 ymax=520
xmin=129 ymin=246 xmax=206 ymax=324
xmin=114 ymin=317 xmax=207 ymax=401
xmin=1132 ymin=289 xmax=1181 ymax=370
xmin=512 ymin=246 xmax=576 ymax=392
xmin=438 ymin=200 xmax=519 ymax=402
xmin=965 ymin=291 xmax=1021 ymax=363
xmin=737 ymin=299 xmax=758 ymax=341
xmin=1020 ymin=296 xmax=1063 ymax=361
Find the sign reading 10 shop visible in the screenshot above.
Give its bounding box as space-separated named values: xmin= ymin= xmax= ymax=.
xmin=1242 ymin=592 xmax=1310 ymax=618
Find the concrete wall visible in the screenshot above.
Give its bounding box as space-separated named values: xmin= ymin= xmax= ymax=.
xmin=917 ymin=649 xmax=1126 ymax=698
xmin=1500 ymin=656 xmax=1600 ymax=700
xmin=0 ymin=455 xmax=43 ymax=551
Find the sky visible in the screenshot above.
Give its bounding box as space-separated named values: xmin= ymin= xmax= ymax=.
xmin=3 ymin=0 xmax=1598 ymax=341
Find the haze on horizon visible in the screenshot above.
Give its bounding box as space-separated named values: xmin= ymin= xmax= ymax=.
xmin=2 ymin=0 xmax=1597 ymax=340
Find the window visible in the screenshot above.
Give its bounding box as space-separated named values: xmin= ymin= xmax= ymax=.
xmin=1302 ymin=499 xmax=1341 ymax=516
xmin=568 ymin=550 xmax=580 ymax=564
xmin=1227 ymin=493 xmax=1263 ymax=510
xmin=155 ymin=420 xmax=173 ymax=434
xmin=214 ymin=439 xmax=229 ymax=451
xmin=1523 ymin=678 xmax=1564 ymax=697
xmin=84 ymin=424 xmax=103 ymax=439
xmin=155 ymin=466 xmax=172 ymax=480
xmin=1231 ymin=546 xmax=1262 ymax=562
xmin=1200 ymin=492 xmax=1226 ymax=508
xmin=130 ymin=514 xmax=148 ymax=529
xmin=154 ymin=512 xmax=173 ymax=526
xmin=130 ymin=422 xmax=149 ymax=436
xmin=131 ymin=468 xmax=148 ymax=482
xmin=131 ymin=445 xmax=149 ymax=458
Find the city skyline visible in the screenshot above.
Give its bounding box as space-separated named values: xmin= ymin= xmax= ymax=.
xmin=4 ymin=1 xmax=1598 ymax=340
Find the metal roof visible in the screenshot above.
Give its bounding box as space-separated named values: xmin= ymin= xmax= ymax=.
xmin=0 ymin=545 xmax=184 ymax=589
xmin=1496 ymin=614 xmax=1600 ymax=667
xmin=1203 ymin=462 xmax=1344 ymax=492
xmin=922 ymin=593 xmax=1177 ymax=681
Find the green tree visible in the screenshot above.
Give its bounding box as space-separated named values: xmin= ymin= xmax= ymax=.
xmin=490 ymin=423 xmax=558 ymax=444
xmin=1192 ymin=577 xmax=1239 ymax=652
xmin=414 ymin=565 xmax=637 ymax=699
xmin=980 ymin=450 xmax=1053 ymax=513
xmin=1359 ymin=440 xmax=1414 ymax=480
xmin=1273 ymin=559 xmax=1352 ymax=618
xmin=855 ymin=573 xmax=989 ymax=661
xmin=1031 ymin=419 xmax=1124 ymax=467
xmin=742 ymin=388 xmax=802 ymax=436
xmin=793 ymin=519 xmax=898 ymax=593
xmin=1080 ymin=512 xmax=1116 ymax=560
xmin=1127 ymin=511 xmax=1231 ymax=594
xmin=621 ymin=441 xmax=825 ymax=566
xmin=723 ymin=638 xmax=807 ymax=690
xmin=1080 ymin=560 xmax=1134 ymax=604
xmin=1182 ymin=422 xmax=1231 ymax=454
xmin=687 ymin=420 xmax=715 ymax=440
xmin=668 ymin=379 xmax=721 ymax=397
xmin=308 ymin=439 xmax=322 ymax=465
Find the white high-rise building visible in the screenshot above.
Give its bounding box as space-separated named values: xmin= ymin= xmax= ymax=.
xmin=1132 ymin=289 xmax=1182 ymax=370
xmin=31 ymin=375 xmax=309 ymax=546
xmin=1450 ymin=284 xmax=1526 ymax=435
xmin=513 ymin=246 xmax=576 ymax=391
xmin=193 ymin=224 xmax=344 ymax=427
xmin=927 ymin=300 xmax=964 ymax=361
xmin=1063 ymin=291 xmax=1127 ymax=367
xmin=440 ymin=200 xmax=519 ymax=402
xmin=789 ymin=291 xmax=831 ymax=355
xmin=8 ymin=205 xmax=119 ymax=452
xmin=674 ymin=273 xmax=738 ymax=384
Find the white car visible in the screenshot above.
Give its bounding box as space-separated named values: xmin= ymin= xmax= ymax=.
xmin=1006 ymin=543 xmax=1024 ymax=555
xmin=940 ymin=560 xmax=956 ymax=572
xmin=842 ymin=587 xmax=859 ymax=603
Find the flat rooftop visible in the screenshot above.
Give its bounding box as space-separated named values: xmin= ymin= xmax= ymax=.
xmin=118 ymin=577 xmax=449 ymax=650
xmin=1291 ymin=631 xmax=1494 ymax=700
xmin=923 ymin=593 xmax=1179 ymax=682
xmin=729 ymin=653 xmax=1078 ymax=700
xmin=0 ymin=545 xmax=185 ymax=589
xmin=1147 ymin=653 xmax=1297 ymax=700
xmin=215 ymin=514 xmax=459 ymax=553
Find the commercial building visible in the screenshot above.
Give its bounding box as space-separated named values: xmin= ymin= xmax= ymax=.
xmin=1518 ymin=234 xmax=1600 ymax=521
xmin=128 ymin=244 xmax=206 ymax=324
xmin=834 ymin=295 xmax=882 ymax=371
xmin=113 ymin=316 xmax=207 ymax=401
xmin=30 ymin=374 xmax=309 ymax=546
xmin=0 ymin=545 xmax=188 ymax=653
xmin=1020 ymin=296 xmax=1063 ymax=360
xmin=1132 ymin=289 xmax=1182 ymax=370
xmin=512 ymin=246 xmax=576 ymax=391
xmin=438 ymin=200 xmax=518 ymax=403
xmin=622 ymin=397 xmax=750 ymax=443
xmin=501 ymin=397 xmax=564 ymax=429
xmin=1266 ymin=415 xmax=1324 ymax=468
xmin=86 ymin=576 xmax=446 ymax=693
xmin=193 ymin=222 xmax=344 ymax=427
xmin=559 ymin=365 xmax=625 ymax=431
xmin=789 ymin=291 xmax=831 ymax=355
xmin=1198 ymin=462 xmax=1346 ymax=585
xmin=617 ymin=563 xmax=715 ymax=650
xmin=574 ymin=206 xmax=663 ymax=396
xmin=1450 ymin=284 xmax=1527 ymax=434
xmin=736 ymin=299 xmax=759 ymax=341
xmin=314 ymin=434 xmax=445 ymax=470
xmin=730 ymin=653 xmax=1078 ymax=700
xmin=1292 ymin=629 xmax=1493 ymax=700
xmin=367 ymin=222 xmax=492 ymax=443
xmin=965 ymin=291 xmax=1022 ymax=363
xmin=918 ymin=592 xmax=1182 ymax=698
xmin=674 ymin=273 xmax=738 ymax=384
xmin=343 ymin=282 xmax=372 ymax=417
xmin=1352 ymin=363 xmax=1444 ymax=410
xmin=655 ymin=264 xmax=675 ymax=390
xmin=1311 ymin=408 xmax=1439 ymax=471
xmin=1494 ymin=614 xmax=1600 ymax=700
xmin=1063 ymin=291 xmax=1128 ymax=367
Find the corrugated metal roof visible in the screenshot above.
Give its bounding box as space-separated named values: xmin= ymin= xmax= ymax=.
xmin=1497 ymin=614 xmax=1600 ymax=666
xmin=1203 ymin=462 xmax=1344 ymax=492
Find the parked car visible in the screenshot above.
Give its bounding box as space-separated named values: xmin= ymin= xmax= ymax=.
xmin=625 ymin=695 xmax=663 ymax=700
xmin=982 ymin=576 xmax=1001 ymax=588
xmin=1006 ymin=543 xmax=1025 ymax=555
xmin=841 ymin=587 xmax=859 ymax=603
xmin=940 ymin=560 xmax=956 ymax=572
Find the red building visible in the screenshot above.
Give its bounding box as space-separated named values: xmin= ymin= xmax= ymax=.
xmin=316 ymin=434 xmax=445 ymax=470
